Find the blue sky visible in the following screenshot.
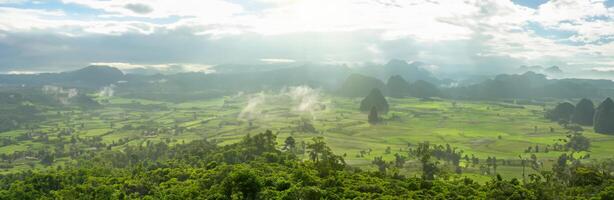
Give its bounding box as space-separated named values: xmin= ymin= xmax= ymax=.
xmin=512 ymin=0 xmax=550 ymax=8
xmin=0 ymin=0 xmax=613 ymax=79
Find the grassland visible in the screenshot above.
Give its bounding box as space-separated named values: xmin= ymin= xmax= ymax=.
xmin=0 ymin=93 xmax=610 ymax=182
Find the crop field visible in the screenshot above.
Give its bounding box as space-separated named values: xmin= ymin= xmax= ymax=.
xmin=0 ymin=94 xmax=609 ymax=182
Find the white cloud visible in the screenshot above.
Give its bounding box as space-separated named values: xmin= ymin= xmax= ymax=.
xmin=61 ymin=0 xmax=243 ymax=20
xmin=259 ymin=58 xmax=295 ymax=64
xmin=0 ymin=7 xmax=159 ymax=35
xmin=534 ymin=0 xmax=609 ymax=26
xmin=89 ymin=62 xmax=215 ymax=73
xmin=0 ymin=0 xmax=28 ymax=4
xmin=0 ymin=0 xmax=613 ymax=77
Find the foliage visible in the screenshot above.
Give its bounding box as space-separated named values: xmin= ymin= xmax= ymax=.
xmin=565 ymin=132 xmax=590 ymax=152
xmin=0 ymin=131 xmax=614 ymax=199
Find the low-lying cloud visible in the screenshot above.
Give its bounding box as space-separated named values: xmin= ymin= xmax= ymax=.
xmin=42 ymin=85 xmax=78 ymax=104
xmin=238 ymin=85 xmax=325 ymax=120
xmin=239 ymin=92 xmax=266 ymax=120
xmin=98 ymin=84 xmax=116 ymax=97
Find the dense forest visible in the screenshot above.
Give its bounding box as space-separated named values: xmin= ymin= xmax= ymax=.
xmin=2 ymin=131 xmax=614 ymax=199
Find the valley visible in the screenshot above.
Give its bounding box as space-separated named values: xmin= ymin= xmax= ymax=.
xmin=0 ymin=91 xmax=605 ymax=183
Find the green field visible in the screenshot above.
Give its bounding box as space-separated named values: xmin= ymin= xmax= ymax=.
xmin=0 ymin=94 xmax=608 ymax=182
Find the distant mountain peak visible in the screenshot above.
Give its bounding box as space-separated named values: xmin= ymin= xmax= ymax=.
xmin=64 ymin=65 xmax=125 ymax=87
xmin=545 ymin=66 xmax=563 ymax=74
xmin=75 ymin=65 xmax=124 ymax=75
xmin=385 ymin=59 xmax=409 ymax=66
xmin=380 ymin=59 xmax=438 ymax=83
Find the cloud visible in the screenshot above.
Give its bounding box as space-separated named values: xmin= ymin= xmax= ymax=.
xmin=42 ymin=85 xmax=78 ymax=104
xmin=90 ymin=62 xmax=215 ymax=74
xmin=238 ymin=86 xmax=325 ymax=120
xmin=285 ymin=85 xmax=322 ymax=113
xmin=260 ymin=58 xmax=295 ymax=64
xmin=239 ymin=92 xmax=266 ymax=120
xmin=98 ymin=84 xmax=116 ymax=97
xmin=61 ymin=0 xmax=243 ymax=19
xmin=0 ymin=0 xmax=612 ymax=79
xmin=0 ymin=0 xmax=28 ymax=4
xmin=124 ymin=3 xmax=153 ymax=14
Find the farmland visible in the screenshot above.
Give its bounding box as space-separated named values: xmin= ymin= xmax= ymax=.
xmin=0 ymin=92 xmax=605 ymax=182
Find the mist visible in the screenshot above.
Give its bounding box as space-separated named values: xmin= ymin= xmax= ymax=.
xmin=42 ymin=85 xmax=78 ymax=104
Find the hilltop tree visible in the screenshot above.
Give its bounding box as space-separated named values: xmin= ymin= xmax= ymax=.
xmin=594 ymin=98 xmax=614 ymax=134
xmin=409 ymin=80 xmax=441 ymax=98
xmin=360 ymin=88 xmax=389 ymax=113
xmin=386 ymin=75 xmax=411 ymax=98
xmin=572 ymin=98 xmax=595 ymax=126
xmin=368 ymin=106 xmax=380 ymax=124
xmin=547 ymin=102 xmax=575 ymax=122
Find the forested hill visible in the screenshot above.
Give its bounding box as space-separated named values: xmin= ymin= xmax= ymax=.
xmin=1 ymin=131 xmax=614 ymax=199
xmin=2 ymin=62 xmax=614 ymax=102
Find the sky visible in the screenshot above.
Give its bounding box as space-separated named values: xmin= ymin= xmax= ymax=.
xmin=0 ymin=0 xmax=613 ymax=78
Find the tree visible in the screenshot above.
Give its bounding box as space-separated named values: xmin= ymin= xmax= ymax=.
xmin=553 ymin=154 xmax=570 ymax=182
xmin=360 ymin=88 xmax=389 ymax=113
xmin=223 ymin=167 xmax=262 ymax=200
xmin=386 ymin=75 xmax=411 ymax=98
xmin=416 ymin=142 xmax=438 ymax=180
xmin=368 ymin=106 xmax=379 ymax=124
xmin=372 ymin=156 xmax=388 ymax=174
xmin=394 ymin=153 xmax=406 ymax=168
xmin=40 ymin=153 xmax=54 ymax=166
xmin=283 ymin=136 xmax=296 ymax=151
xmin=594 ymin=98 xmax=614 ymax=134
xmin=572 ymin=98 xmax=595 ymax=126
xmin=546 ymin=102 xmax=575 ymax=122
xmin=306 ymin=137 xmax=345 ymax=176
xmin=565 ymin=133 xmax=590 ymax=152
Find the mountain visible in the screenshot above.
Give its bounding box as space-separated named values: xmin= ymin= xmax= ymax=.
xmin=338 ymin=74 xmax=387 ymax=97
xmin=545 ymin=66 xmax=563 ymax=74
xmin=595 ymin=98 xmax=614 ymax=134
xmin=409 ymin=80 xmax=442 ymax=98
xmin=62 ymin=65 xmax=125 ymax=87
xmin=517 ymin=65 xmax=544 ymax=73
xmin=517 ymin=65 xmax=563 ymax=77
xmin=450 ymin=71 xmax=608 ymax=99
xmin=572 ymin=98 xmax=595 ymax=126
xmin=0 ymin=65 xmax=125 ymax=89
xmin=382 ymin=59 xmax=439 ymax=83
xmin=386 ymin=75 xmax=411 ymax=98
xmin=354 ymin=59 xmax=439 ymax=84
